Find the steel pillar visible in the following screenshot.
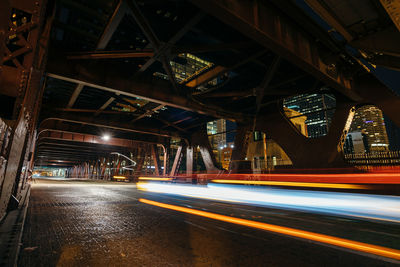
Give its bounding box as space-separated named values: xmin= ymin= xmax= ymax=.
xmin=229 ymin=124 xmax=252 ymax=173
xmin=256 ymin=99 xmax=355 ymax=168
xmin=170 ymin=146 xmax=183 ymax=176
xmin=0 ymin=0 xmax=52 ymax=219
xmin=191 ymin=128 xmax=220 ymax=173
xmin=186 ymin=146 xmax=194 ymax=176
xmin=151 ymin=144 xmax=160 ymax=176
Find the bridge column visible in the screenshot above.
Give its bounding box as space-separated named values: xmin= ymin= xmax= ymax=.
xmin=191 ymin=128 xmax=220 ymax=173
xmin=229 ymin=124 xmax=252 ymax=173
xmin=186 ymin=146 xmax=194 ymax=176
xmin=0 ymin=0 xmax=53 ymax=218
xmin=256 ymin=98 xmax=355 ymax=168
xmin=151 ymin=144 xmax=160 ymax=176
xmin=170 ymin=145 xmax=183 ymax=176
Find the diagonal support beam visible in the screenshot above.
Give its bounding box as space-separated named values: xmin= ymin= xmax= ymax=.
xmin=255 ymin=56 xmax=281 ymax=115
xmin=67 ymin=83 xmax=84 ymax=108
xmin=126 ymin=0 xmax=179 ymax=93
xmin=94 ymin=97 xmax=115 ymax=116
xmin=190 ymin=0 xmax=361 ymax=101
xmin=46 ymin=58 xmax=249 ymax=121
xmin=189 ymin=50 xmax=266 ymax=90
xmin=130 ymin=104 xmax=165 ymax=123
xmin=137 ymin=12 xmax=205 ymax=73
xmin=97 ymin=0 xmax=128 ymax=50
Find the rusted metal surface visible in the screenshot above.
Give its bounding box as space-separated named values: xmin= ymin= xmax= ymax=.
xmin=151 ymin=144 xmax=160 ymax=176
xmin=40 ymin=115 xmax=178 ymax=138
xmin=45 ymin=68 xmax=246 ymax=121
xmin=170 ymin=145 xmax=183 ymax=176
xmin=66 ymin=84 xmax=84 ymax=108
xmin=68 ymin=50 xmax=154 ymax=60
xmin=191 ymin=128 xmax=220 ymax=173
xmin=380 ymin=0 xmax=400 ymax=33
xmin=0 ymin=0 xmax=10 ymax=72
xmin=0 ymin=0 xmax=52 ymax=218
xmin=305 ymin=0 xmax=353 ymax=41
xmin=230 ymin=124 xmax=251 ymax=172
xmin=256 ymin=99 xmax=355 ymax=168
xmin=190 ymin=0 xmax=360 ymax=101
xmin=0 ymin=114 xmax=28 ymax=218
xmin=97 ymin=0 xmax=128 ymax=50
xmin=37 ymin=129 xmax=151 ymax=148
xmin=186 ymin=146 xmax=194 ymax=176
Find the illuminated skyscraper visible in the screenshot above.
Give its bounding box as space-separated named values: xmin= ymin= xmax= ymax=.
xmin=350 ymin=105 xmax=389 ymax=151
xmin=207 ymin=119 xmax=226 ymax=149
xmin=283 ymin=93 xmax=336 ymax=138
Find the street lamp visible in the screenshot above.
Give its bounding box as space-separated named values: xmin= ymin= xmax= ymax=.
xmin=102 ymin=134 xmax=110 ymax=141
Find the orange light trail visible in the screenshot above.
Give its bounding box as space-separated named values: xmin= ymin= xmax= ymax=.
xmin=139 ymin=198 xmax=400 ymax=261
xmin=138 ymin=177 xmax=173 ymax=181
xmin=113 ymin=176 xmax=126 ymax=179
xmin=211 ymin=179 xmax=370 ymax=189
xmin=196 ymin=172 xmax=400 ymax=184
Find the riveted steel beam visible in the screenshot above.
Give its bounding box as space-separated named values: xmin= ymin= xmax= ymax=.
xmin=190 ymin=0 xmax=361 ymax=101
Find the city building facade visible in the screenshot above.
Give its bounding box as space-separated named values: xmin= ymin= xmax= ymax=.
xmin=283 ymin=93 xmax=336 ymax=138
xmin=349 ymin=105 xmax=389 ymax=152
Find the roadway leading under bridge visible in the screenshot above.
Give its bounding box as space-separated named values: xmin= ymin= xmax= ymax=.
xmin=1 ymin=0 xmax=400 ymax=265
xmin=18 ymin=179 xmax=400 ymax=266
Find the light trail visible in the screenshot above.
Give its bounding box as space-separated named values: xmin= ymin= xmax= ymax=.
xmin=138 ymin=177 xmax=173 ymax=181
xmin=113 ymin=176 xmax=126 ymax=179
xmin=137 ymin=182 xmax=400 ymax=223
xmin=196 ymin=172 xmax=400 ymax=184
xmin=139 ymin=198 xmax=400 ymax=261
xmin=211 ymin=179 xmax=369 ymax=189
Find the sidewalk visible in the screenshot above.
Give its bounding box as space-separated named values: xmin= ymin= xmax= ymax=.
xmin=0 ymin=184 xmax=31 ymax=267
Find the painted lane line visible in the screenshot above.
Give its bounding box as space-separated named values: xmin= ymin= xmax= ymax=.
xmin=139 ymin=198 xmax=400 ymax=261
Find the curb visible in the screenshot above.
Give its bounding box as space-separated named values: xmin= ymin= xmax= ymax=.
xmin=0 ymin=184 xmax=31 ymax=267
xmin=14 ymin=184 xmax=31 ymax=267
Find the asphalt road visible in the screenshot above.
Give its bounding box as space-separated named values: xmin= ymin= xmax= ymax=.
xmin=18 ymin=179 xmax=400 ymax=266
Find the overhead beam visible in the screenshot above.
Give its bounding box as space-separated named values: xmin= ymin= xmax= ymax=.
xmin=56 ymin=108 xmax=130 ymax=115
xmin=172 ymin=41 xmax=254 ymax=54
xmin=351 ymin=26 xmax=400 ymax=58
xmin=46 ymin=58 xmax=247 ymax=121
xmin=95 ymin=97 xmax=115 ymax=116
xmin=136 ymin=12 xmax=204 ymax=72
xmin=131 ymin=104 xmax=165 ymax=123
xmin=379 ymin=0 xmax=400 ymax=33
xmin=189 ymin=50 xmax=266 ymax=89
xmin=304 ymin=0 xmax=353 ymax=41
xmin=255 ymin=56 xmax=281 ymax=115
xmin=40 ymin=113 xmax=179 ymax=138
xmin=126 ymin=0 xmax=180 ymax=93
xmin=37 ymin=129 xmax=148 ymax=147
xmin=67 ymin=83 xmax=84 ymax=108
xmin=190 ymin=0 xmax=360 ymax=101
xmin=368 ymin=54 xmax=400 ymax=71
xmin=68 ymin=50 xmax=154 ymax=60
xmin=97 ymin=0 xmax=127 ymax=50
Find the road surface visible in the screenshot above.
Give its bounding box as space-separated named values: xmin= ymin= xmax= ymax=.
xmin=19 ymin=179 xmax=400 ymax=266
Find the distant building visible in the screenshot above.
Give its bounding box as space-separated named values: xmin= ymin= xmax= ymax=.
xmin=207 ymin=119 xmax=226 ymax=149
xmin=283 ymin=93 xmax=336 ymax=138
xmin=170 ymin=53 xmax=213 ymax=83
xmin=350 ymin=105 xmax=389 ymax=152
xmin=344 ymin=132 xmax=368 ymax=154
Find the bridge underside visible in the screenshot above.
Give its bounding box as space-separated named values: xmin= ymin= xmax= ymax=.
xmin=1 ymin=0 xmax=400 ymax=216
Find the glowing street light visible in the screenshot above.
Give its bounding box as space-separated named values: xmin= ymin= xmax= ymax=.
xmin=102 ymin=134 xmax=110 ymax=141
